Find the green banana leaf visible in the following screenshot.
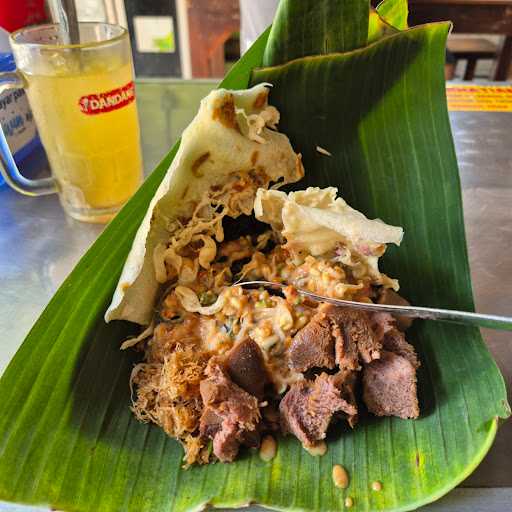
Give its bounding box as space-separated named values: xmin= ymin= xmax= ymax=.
xmin=0 ymin=2 xmax=509 ymax=512
xmin=377 ymin=0 xmax=409 ymax=30
xmin=367 ymin=0 xmax=407 ymax=45
xmin=368 ymin=11 xmax=399 ymax=44
xmin=262 ymin=0 xmax=369 ymax=66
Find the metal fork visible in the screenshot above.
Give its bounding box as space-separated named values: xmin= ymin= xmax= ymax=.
xmin=235 ymin=280 xmax=512 ymax=331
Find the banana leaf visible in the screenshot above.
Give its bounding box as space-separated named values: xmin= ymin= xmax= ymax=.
xmin=0 ymin=2 xmax=509 ymax=512
xmin=262 ymin=0 xmax=369 ymax=65
xmin=368 ymin=0 xmax=405 ymax=45
xmin=377 ymin=0 xmax=409 ymax=30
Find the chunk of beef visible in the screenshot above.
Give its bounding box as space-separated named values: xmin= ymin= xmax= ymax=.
xmin=199 ymin=359 xmax=260 ymax=462
xmin=261 ymin=402 xmax=281 ymax=432
xmin=225 ymin=338 xmax=269 ymax=400
xmin=363 ymin=351 xmax=419 ymax=419
xmin=321 ymin=305 xmax=381 ymax=367
xmin=332 ymin=322 xmax=360 ymax=370
xmin=371 ymin=312 xmax=396 ymax=342
xmin=331 ymin=369 xmax=359 ymax=428
xmin=200 ymin=407 xmax=223 ymax=439
xmin=289 ymin=313 xmax=335 ymax=372
xmin=288 ymin=305 xmax=381 ymax=373
xmin=383 ymin=329 xmax=420 ymax=369
xmin=377 ymin=288 xmax=413 ymax=331
xmin=200 ymin=409 xmax=260 ymax=462
xmin=279 ymin=373 xmax=355 ymax=447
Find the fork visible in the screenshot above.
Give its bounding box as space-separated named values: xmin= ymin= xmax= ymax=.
xmin=235 ymin=280 xmax=512 ymax=331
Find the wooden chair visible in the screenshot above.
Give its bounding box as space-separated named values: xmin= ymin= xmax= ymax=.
xmin=447 ymin=37 xmax=499 ymax=80
xmin=409 ymin=0 xmax=512 ymax=80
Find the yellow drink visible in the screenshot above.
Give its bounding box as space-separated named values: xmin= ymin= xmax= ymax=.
xmin=22 ymin=59 xmax=142 ymax=221
xmin=6 ymin=23 xmax=143 ymax=222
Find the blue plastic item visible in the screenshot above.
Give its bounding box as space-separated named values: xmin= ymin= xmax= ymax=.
xmin=0 ymin=52 xmax=15 ymax=72
xmin=0 ymin=53 xmax=41 ymax=186
xmin=0 ymin=53 xmax=13 ymax=186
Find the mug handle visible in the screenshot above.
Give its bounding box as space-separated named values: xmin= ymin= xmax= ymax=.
xmin=0 ymin=70 xmax=57 ymax=196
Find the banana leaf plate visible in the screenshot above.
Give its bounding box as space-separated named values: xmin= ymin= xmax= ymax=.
xmin=0 ymin=1 xmax=509 ymax=511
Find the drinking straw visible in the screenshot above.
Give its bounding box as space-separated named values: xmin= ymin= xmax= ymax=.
xmin=56 ymin=0 xmax=80 ymax=45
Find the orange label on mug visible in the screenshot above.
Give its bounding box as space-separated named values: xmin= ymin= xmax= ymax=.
xmin=78 ymin=81 xmax=135 ymax=115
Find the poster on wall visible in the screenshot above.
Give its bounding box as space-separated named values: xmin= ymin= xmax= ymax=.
xmin=123 ymin=0 xmax=190 ymax=78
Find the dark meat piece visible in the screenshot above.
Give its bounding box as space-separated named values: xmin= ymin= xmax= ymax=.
xmin=322 ymin=305 xmax=381 ymax=367
xmin=279 ymin=373 xmax=355 ymax=447
xmin=288 ymin=313 xmax=335 ymax=372
xmin=383 ymin=329 xmax=420 ymax=369
xmin=225 ymin=338 xmax=269 ymax=400
xmin=261 ymin=402 xmax=281 ymax=432
xmin=238 ymin=428 xmax=261 ymax=448
xmin=332 ymin=321 xmax=360 ymax=370
xmin=332 ymin=369 xmax=359 ymax=428
xmin=363 ymin=351 xmax=419 ymax=419
xmin=377 ymin=288 xmax=413 ymax=331
xmin=199 ymin=359 xmax=260 ymax=462
xmin=200 ymin=407 xmax=223 ymax=439
xmin=288 ymin=305 xmax=381 ymax=373
xmin=371 ymin=312 xmax=397 ymax=342
xmin=211 ymin=421 xmax=241 ymax=462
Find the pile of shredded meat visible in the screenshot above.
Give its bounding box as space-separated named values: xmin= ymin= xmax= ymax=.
xmin=128 ymin=227 xmax=420 ymax=465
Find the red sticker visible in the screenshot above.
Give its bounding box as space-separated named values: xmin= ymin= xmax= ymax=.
xmin=78 ymin=81 xmax=135 ymax=115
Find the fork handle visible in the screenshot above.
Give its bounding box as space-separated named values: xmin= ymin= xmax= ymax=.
xmin=237 ymin=281 xmax=512 ymax=331
xmin=314 ymin=295 xmax=512 ymax=331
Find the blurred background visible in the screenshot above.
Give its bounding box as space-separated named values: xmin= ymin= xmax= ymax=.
xmin=1 ymin=0 xmax=510 ymax=189
xmin=2 ymin=0 xmax=511 ymax=81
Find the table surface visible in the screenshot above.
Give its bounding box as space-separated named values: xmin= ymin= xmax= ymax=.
xmin=0 ymin=80 xmax=511 ymax=511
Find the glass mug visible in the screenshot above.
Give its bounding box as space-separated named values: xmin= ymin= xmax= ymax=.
xmin=0 ymin=23 xmax=143 ymax=223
